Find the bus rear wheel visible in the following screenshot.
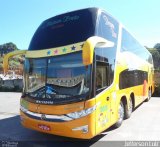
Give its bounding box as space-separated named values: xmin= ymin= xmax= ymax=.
xmin=145 ymin=89 xmax=152 ymax=102
xmin=114 ymin=101 xmax=124 ymax=128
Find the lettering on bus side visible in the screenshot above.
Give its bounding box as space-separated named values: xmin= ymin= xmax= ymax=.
xmin=98 ymin=105 xmax=108 ymax=128
xmin=102 ymin=15 xmax=117 ymax=38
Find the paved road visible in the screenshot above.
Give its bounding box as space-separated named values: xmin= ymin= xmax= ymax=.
xmin=0 ymin=92 xmax=160 ymax=147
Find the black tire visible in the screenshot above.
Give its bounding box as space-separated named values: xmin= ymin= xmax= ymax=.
xmin=114 ymin=101 xmax=124 ymax=128
xmin=145 ymin=89 xmax=152 ymax=102
xmin=125 ymin=97 xmax=133 ymax=119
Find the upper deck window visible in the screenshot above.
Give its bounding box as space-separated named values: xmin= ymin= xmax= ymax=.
xmin=29 ymin=8 xmax=98 ymax=50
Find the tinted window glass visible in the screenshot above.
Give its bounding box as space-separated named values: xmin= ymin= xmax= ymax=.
xmin=96 ymin=63 xmax=108 ymax=90
xmin=119 ymin=70 xmax=148 ymax=89
xmin=29 ymin=8 xmax=98 ymax=50
xmin=24 ymin=52 xmax=91 ymax=104
xmin=95 ymin=12 xmax=119 ymax=88
xmin=121 ymin=28 xmax=152 ymax=64
xmin=24 ymin=58 xmax=47 ymax=96
xmin=97 ymin=12 xmax=118 ymax=43
xmin=46 ymin=52 xmax=91 ymax=98
xmin=95 ymin=48 xmax=115 ymax=86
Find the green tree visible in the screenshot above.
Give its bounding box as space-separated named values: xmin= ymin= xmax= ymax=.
xmin=148 ymin=48 xmax=160 ymax=69
xmin=154 ymin=43 xmax=160 ymax=50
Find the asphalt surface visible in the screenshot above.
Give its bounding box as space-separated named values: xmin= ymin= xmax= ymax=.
xmin=0 ymin=92 xmax=160 ymax=147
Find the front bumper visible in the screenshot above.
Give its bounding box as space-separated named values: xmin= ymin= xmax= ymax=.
xmin=20 ymin=110 xmax=95 ymax=139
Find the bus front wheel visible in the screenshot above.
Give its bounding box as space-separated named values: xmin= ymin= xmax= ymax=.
xmin=125 ymin=97 xmax=133 ymax=119
xmin=114 ymin=101 xmax=124 ymax=128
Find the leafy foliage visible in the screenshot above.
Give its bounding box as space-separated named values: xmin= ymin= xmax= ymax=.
xmin=0 ymin=42 xmax=24 ymax=73
xmin=147 ymin=48 xmax=160 ymax=69
xmin=154 ymin=43 xmax=160 ymax=50
xmin=147 ymin=45 xmax=160 ymax=96
xmin=0 ymin=42 xmax=18 ymax=51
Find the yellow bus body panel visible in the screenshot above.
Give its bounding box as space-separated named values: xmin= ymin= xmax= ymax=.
xmin=20 ymin=98 xmax=96 ymax=139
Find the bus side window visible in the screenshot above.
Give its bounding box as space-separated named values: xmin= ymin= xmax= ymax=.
xmin=95 ymin=12 xmax=119 ymax=89
xmin=96 ymin=61 xmax=109 ymax=93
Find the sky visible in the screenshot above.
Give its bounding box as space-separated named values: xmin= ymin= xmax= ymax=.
xmin=0 ymin=0 xmax=160 ymax=49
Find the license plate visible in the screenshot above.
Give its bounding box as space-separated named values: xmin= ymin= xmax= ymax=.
xmin=38 ymin=124 xmax=51 ymax=131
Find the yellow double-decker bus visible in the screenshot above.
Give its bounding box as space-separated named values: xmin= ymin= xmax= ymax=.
xmin=3 ymin=8 xmax=154 ymax=139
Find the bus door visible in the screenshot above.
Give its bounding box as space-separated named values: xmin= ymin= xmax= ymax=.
xmin=95 ymin=61 xmax=111 ymax=134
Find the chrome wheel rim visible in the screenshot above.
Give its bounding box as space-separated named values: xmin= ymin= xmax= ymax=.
xmin=148 ymin=90 xmax=151 ymax=99
xmin=128 ymin=98 xmax=133 ymax=114
xmin=118 ymin=102 xmax=124 ymax=122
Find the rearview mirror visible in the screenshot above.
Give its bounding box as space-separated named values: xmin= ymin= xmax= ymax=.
xmin=82 ymin=36 xmax=114 ymax=65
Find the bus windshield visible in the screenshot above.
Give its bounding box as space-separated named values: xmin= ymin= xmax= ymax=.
xmin=29 ymin=8 xmax=97 ymax=50
xmin=24 ymin=52 xmax=91 ymax=104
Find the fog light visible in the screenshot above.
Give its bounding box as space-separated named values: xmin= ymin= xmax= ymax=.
xmin=72 ymin=125 xmax=88 ymax=133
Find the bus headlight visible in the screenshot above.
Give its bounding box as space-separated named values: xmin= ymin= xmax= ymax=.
xmin=66 ymin=105 xmax=96 ymax=119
